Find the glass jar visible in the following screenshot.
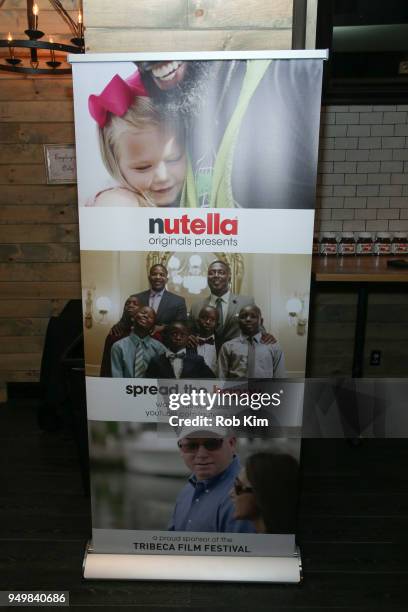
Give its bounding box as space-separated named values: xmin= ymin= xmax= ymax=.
xmin=356 ymin=232 xmax=373 ymax=255
xmin=338 ymin=232 xmax=356 ymax=256
xmin=391 ymin=232 xmax=408 ymax=255
xmin=320 ymin=232 xmax=337 ymax=256
xmin=374 ymin=232 xmax=392 ymax=255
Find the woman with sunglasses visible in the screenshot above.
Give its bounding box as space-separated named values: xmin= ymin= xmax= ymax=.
xmin=230 ymin=452 xmax=299 ymax=534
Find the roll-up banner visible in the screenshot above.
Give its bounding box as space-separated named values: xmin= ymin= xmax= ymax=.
xmin=70 ymin=50 xmax=327 ymax=583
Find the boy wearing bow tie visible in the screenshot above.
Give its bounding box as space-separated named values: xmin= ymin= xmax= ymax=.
xmin=191 ymin=305 xmax=218 ymax=375
xmin=145 ymin=321 xmax=215 ymax=380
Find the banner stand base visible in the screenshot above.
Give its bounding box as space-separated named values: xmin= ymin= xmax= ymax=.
xmin=82 ymin=542 xmax=302 ymax=583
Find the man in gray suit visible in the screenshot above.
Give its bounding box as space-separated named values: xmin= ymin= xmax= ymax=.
xmin=189 ymin=260 xmax=275 ymax=349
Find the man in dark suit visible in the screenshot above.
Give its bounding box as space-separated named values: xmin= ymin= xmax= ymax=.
xmin=145 ymin=321 xmax=215 ymax=380
xmin=189 ymin=260 xmax=275 ymax=350
xmin=111 ymin=264 xmax=187 ymax=338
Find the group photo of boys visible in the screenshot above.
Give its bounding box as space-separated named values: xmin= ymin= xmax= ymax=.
xmin=81 ymin=250 xmax=312 ymax=380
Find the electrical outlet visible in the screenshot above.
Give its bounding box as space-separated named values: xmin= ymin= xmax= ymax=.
xmin=370 ymin=350 xmax=381 ymax=366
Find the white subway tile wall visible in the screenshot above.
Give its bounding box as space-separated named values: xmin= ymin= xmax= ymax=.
xmin=316 ymin=105 xmax=408 ymax=237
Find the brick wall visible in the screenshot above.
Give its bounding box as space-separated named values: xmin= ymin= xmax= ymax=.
xmin=316 ymin=104 xmax=408 ymax=238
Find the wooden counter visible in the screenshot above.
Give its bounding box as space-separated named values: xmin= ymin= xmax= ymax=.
xmin=311 ymin=255 xmax=408 ymax=377
xmin=312 ymin=255 xmax=408 ymax=283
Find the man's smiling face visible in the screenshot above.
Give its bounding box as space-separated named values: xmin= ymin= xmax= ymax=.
xmin=178 ymin=435 xmax=236 ymax=481
xmin=137 ymin=61 xmax=188 ymax=91
xmin=148 ymin=265 xmax=168 ymax=291
xmin=135 ymin=60 xmax=214 ymax=116
xmin=207 ymin=262 xmax=230 ymax=296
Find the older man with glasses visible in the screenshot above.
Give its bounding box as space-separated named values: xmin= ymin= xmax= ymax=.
xmin=168 ymin=425 xmax=255 ymax=533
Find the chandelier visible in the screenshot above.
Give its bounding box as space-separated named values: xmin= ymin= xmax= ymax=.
xmin=0 ymin=0 xmax=84 ymax=75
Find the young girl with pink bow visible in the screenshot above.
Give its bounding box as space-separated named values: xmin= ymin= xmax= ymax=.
xmin=88 ymin=71 xmax=196 ymax=207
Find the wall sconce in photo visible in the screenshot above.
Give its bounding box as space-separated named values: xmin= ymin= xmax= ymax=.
xmin=286 ymin=297 xmax=308 ymax=336
xmin=95 ymin=296 xmax=112 ymax=324
xmin=84 ymin=289 xmax=93 ymax=329
xmin=83 ymin=289 xmax=111 ymax=328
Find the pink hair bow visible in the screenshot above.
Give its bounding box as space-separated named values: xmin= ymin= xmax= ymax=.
xmin=88 ymin=71 xmax=148 ymax=128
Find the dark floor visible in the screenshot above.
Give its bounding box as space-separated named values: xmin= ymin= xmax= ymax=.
xmin=1 ymin=399 xmax=408 ymax=611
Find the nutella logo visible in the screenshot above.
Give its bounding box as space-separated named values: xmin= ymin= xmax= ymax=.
xmin=149 ymin=213 xmax=238 ymax=236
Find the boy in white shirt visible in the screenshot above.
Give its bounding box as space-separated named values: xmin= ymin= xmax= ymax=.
xmin=218 ymin=305 xmax=286 ymax=380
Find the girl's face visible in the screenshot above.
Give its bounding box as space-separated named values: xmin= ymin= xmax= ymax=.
xmin=117 ymin=125 xmax=186 ymax=206
xmin=230 ymin=468 xmax=258 ymax=521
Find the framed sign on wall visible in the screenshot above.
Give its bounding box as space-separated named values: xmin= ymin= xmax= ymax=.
xmin=44 ymin=144 xmax=77 ymax=184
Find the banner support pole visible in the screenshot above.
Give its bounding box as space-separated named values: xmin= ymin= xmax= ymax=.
xmin=83 ymin=543 xmax=302 ymax=583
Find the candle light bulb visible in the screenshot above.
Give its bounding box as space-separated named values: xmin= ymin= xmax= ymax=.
xmin=49 ymin=36 xmax=56 ymax=63
xmin=7 ymin=32 xmax=14 ymax=59
xmin=77 ymin=10 xmax=84 ymax=39
xmin=33 ymin=3 xmax=39 ymax=30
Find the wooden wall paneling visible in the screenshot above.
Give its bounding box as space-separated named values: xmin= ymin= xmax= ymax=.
xmin=0 ymin=336 xmax=46 ymax=353
xmin=0 ymin=353 xmax=42 ymax=370
xmin=187 ymin=0 xmax=293 ymax=29
xmin=0 ymin=101 xmax=74 ymax=123
xmin=0 ymin=185 xmax=77 ymax=204
xmin=0 ymin=318 xmax=50 ymax=337
xmin=0 ymin=243 xmax=79 ymax=263
xmin=0 ymin=71 xmax=79 ymax=397
xmin=0 ymin=282 xmax=81 ymax=299
xmin=0 ymin=144 xmax=49 ymax=164
xmin=0 ymin=299 xmax=69 ymax=317
xmin=0 ymin=205 xmax=78 ymax=224
xmin=0 ymin=224 xmax=79 ymax=243
xmin=0 ymin=263 xmax=81 ymax=282
xmin=84 ymin=0 xmax=188 ymax=28
xmin=84 ymin=0 xmax=294 ymax=52
xmin=83 ymin=0 xmax=293 ymax=29
xmin=0 ymin=78 xmax=73 ymax=102
xmin=0 ymin=371 xmax=41 ymax=382
xmin=0 ymin=124 xmax=75 ymax=145
xmin=0 ymin=164 xmax=46 ymax=184
xmin=85 ymin=28 xmax=292 ymax=53
xmin=0 ymin=8 xmax=80 ymax=397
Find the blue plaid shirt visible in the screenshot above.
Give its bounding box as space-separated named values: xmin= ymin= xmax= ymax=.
xmin=169 ymin=456 xmax=256 ymax=533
